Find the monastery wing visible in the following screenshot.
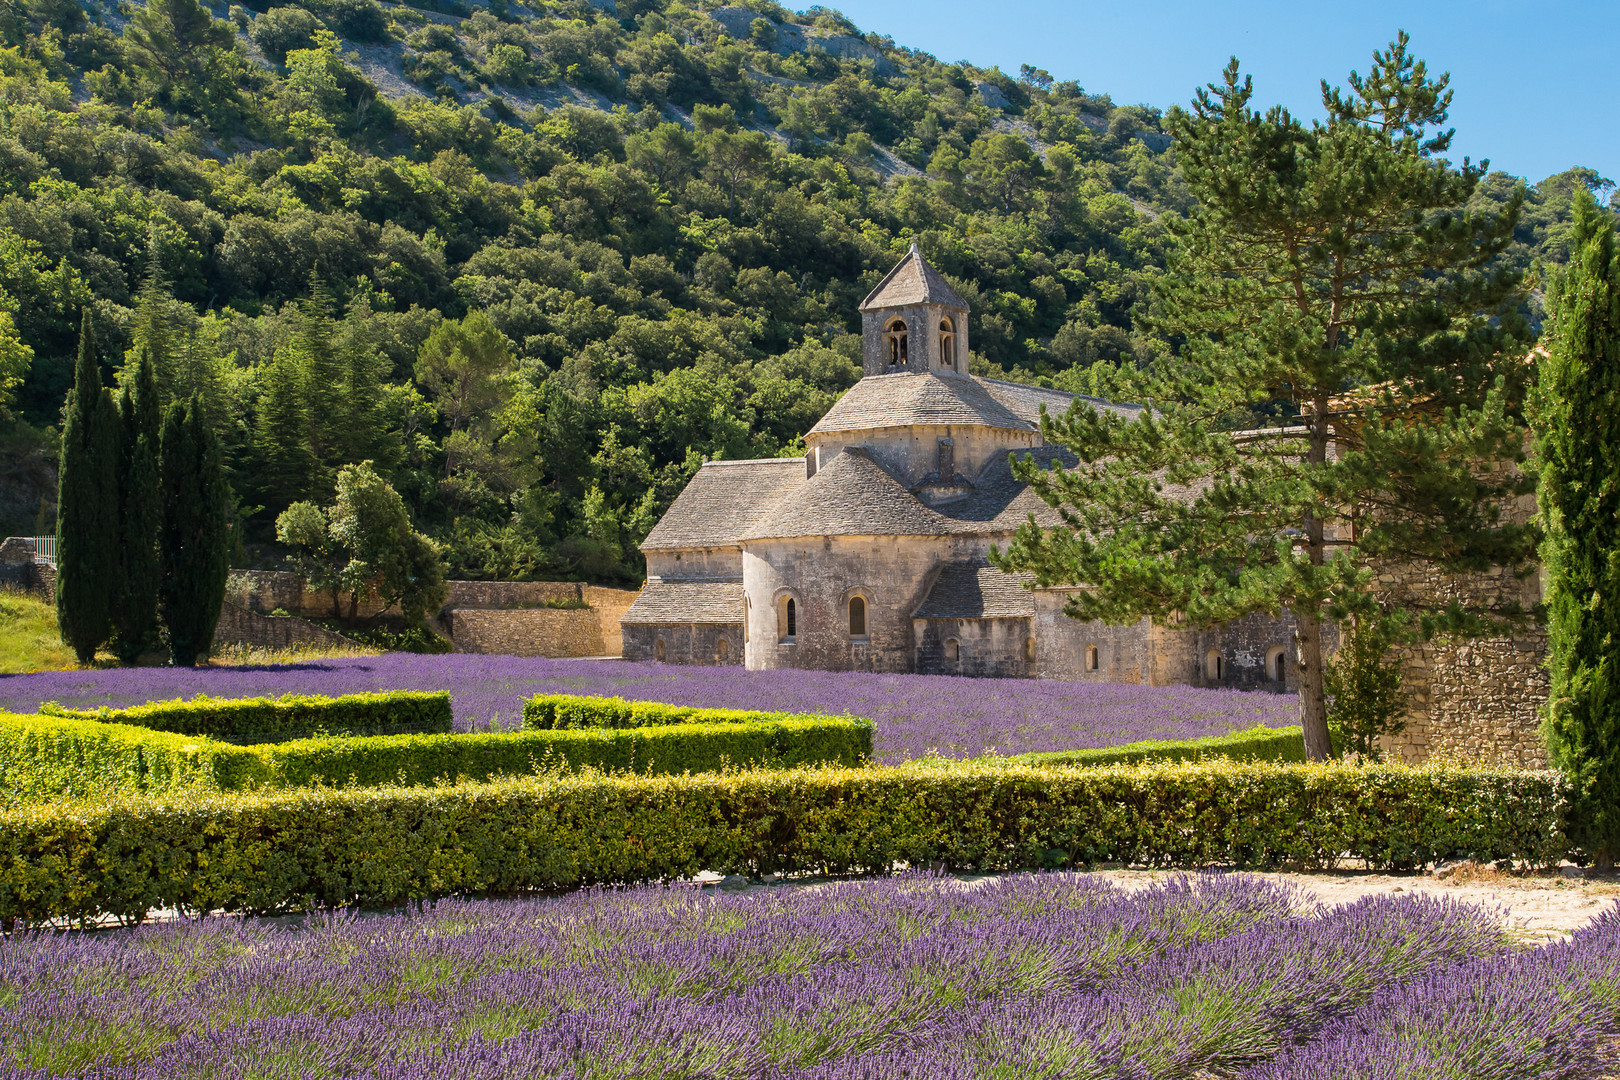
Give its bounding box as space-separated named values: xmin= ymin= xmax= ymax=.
xmin=639 ymin=458 xmax=808 ymax=551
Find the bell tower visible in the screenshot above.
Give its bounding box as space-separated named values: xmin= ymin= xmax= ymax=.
xmin=858 ymin=243 xmax=970 ymax=377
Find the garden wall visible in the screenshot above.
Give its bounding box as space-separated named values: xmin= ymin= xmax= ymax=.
xmin=211 ymin=602 xmax=356 ymax=651
xmin=442 ymin=607 xmax=605 ymax=658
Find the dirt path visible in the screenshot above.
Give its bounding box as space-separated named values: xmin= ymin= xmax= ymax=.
xmin=1090 ymin=865 xmax=1620 ymax=942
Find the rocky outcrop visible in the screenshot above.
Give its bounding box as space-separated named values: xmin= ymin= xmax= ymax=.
xmin=707 ymin=7 xmax=895 ymax=75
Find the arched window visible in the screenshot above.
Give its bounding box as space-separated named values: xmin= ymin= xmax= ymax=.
xmin=778 ymin=596 xmax=797 ymax=642
xmin=886 ymin=318 xmax=909 ymax=366
xmin=1266 ymin=646 xmax=1286 ymax=682
xmin=848 ymin=595 xmax=866 ymax=637
xmin=1204 ymin=649 xmax=1224 ymax=682
xmin=654 ymin=638 xmax=667 ymax=662
xmin=939 ymin=316 xmax=956 ymax=369
xmin=1024 ymin=636 xmax=1036 ymax=662
xmin=944 ymin=637 xmax=960 ymax=662
xmin=1085 ymin=644 xmax=1099 ymax=672
xmin=716 ymin=638 xmax=730 ymax=662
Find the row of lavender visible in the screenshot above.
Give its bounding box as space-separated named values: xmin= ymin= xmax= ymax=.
xmin=0 ymin=655 xmax=1298 ymax=762
xmin=0 ymin=873 xmax=1612 ymax=1079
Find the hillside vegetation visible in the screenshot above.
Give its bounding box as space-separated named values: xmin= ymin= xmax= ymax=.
xmin=0 ymin=0 xmax=1610 ymax=581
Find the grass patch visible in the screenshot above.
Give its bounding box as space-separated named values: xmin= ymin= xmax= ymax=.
xmin=0 ymin=589 xmax=81 ymax=673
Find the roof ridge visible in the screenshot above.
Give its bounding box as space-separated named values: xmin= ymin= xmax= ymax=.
xmin=700 ymin=457 xmax=804 ymax=467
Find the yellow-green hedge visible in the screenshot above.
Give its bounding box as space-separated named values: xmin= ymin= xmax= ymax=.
xmin=1011 ymin=725 xmax=1308 ymax=767
xmin=523 ymin=692 xmax=825 ymax=730
xmin=0 ymin=712 xmax=869 ymax=801
xmin=0 ymin=713 xmax=267 ymax=805
xmin=40 ymin=691 xmax=453 ymax=744
xmin=0 ymin=759 xmax=1568 ymax=924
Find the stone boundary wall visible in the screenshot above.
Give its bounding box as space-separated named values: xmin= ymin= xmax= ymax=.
xmin=0 ymin=538 xmax=54 ymax=603
xmin=211 ymin=602 xmax=357 ymax=651
xmin=444 ymin=608 xmax=604 ymax=658
xmin=584 ymin=586 xmax=638 ymax=656
xmin=444 ymin=580 xmax=582 ymax=609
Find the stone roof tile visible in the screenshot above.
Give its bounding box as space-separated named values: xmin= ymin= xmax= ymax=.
xmin=621 ymin=581 xmax=744 ymax=624
xmin=640 ymin=458 xmax=806 ymax=551
xmin=913 ymin=561 xmax=1037 ymax=619
xmin=975 ymin=378 xmax=1146 ymax=427
xmin=859 ymin=246 xmax=968 ymax=311
xmin=740 ymin=448 xmax=955 ymax=540
xmin=808 ymin=373 xmax=1032 ymax=435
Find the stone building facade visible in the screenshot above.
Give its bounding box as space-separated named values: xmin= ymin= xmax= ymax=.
xmin=621 ymin=246 xmax=1547 ymax=765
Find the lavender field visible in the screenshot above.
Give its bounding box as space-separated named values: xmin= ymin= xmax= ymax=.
xmin=0 ymin=655 xmax=1296 ymax=761
xmin=0 ymin=873 xmax=1613 ymax=1080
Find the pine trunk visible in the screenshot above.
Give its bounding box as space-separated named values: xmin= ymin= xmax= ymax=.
xmin=1295 ymin=611 xmax=1332 ymax=760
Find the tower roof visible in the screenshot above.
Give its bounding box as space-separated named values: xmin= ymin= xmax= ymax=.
xmin=859 ymin=243 xmax=968 ymax=312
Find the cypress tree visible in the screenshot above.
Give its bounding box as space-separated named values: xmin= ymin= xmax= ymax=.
xmin=1537 ymin=188 xmax=1620 ymax=868
xmin=158 ymin=395 xmax=232 ymax=667
xmin=111 ymin=348 xmax=163 ymax=665
xmin=56 ymin=311 xmax=120 ymax=666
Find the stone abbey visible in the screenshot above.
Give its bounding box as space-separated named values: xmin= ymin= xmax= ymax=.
xmin=621 ymin=246 xmax=1549 ymax=766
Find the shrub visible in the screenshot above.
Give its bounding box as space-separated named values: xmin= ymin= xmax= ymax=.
xmin=0 ymin=713 xmax=269 ymax=804
xmin=40 ymin=691 xmax=453 ymax=744
xmin=1012 ymin=725 xmax=1307 ymax=767
xmin=0 ymin=759 xmax=1568 ymax=924
xmin=254 ymin=716 xmax=873 ymax=788
xmin=523 ymin=693 xmax=829 ymax=730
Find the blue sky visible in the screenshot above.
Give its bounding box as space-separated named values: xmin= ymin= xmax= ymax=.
xmin=823 ymin=0 xmax=1618 ymax=188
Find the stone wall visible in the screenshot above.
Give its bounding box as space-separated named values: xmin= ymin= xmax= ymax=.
xmin=444 ymin=607 xmax=604 ymax=658
xmin=444 ymin=580 xmax=583 ymax=609
xmin=0 ymin=538 xmax=53 ymax=602
xmin=584 ymin=585 xmax=639 ymax=656
xmin=211 ymin=602 xmax=357 ymax=651
xmin=1033 ymin=591 xmax=1157 ymax=682
xmin=914 ymin=616 xmax=1033 ymax=677
xmin=623 ymin=622 xmax=744 ymax=665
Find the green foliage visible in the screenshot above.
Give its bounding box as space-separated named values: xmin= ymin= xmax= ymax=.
xmin=0 ymin=306 xmax=30 ymax=419
xmin=40 ymin=689 xmax=453 ymax=743
xmin=995 ymin=36 xmax=1537 ymax=761
xmin=1324 ymin=620 xmax=1409 ymax=760
xmin=55 ymin=312 xmax=119 ymax=666
xmin=0 ymin=588 xmax=77 ymax=673
xmin=250 ymin=6 xmax=321 ymax=65
xmin=111 ymin=351 xmax=163 ymax=664
xmin=523 ymin=692 xmax=830 ymax=730
xmin=0 ymin=759 xmax=1569 ymax=923
xmin=0 ymin=712 xmax=264 ymax=806
xmin=1010 ymin=724 xmax=1307 ymax=767
xmin=1536 ymin=187 xmax=1620 ymax=868
xmin=157 ymin=395 xmax=232 ymax=665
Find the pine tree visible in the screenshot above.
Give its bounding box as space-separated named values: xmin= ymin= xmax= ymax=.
xmin=111 ymin=348 xmax=163 ymax=665
xmin=252 ymin=343 xmax=319 ymax=511
xmin=56 ymin=312 xmax=120 ymax=666
xmin=1537 ymin=187 xmax=1620 ymax=868
xmin=158 ymin=395 xmax=232 ymax=667
xmin=994 ymin=36 xmax=1536 ymax=760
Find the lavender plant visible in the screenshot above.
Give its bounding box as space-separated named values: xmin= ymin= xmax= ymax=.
xmin=0 ymin=655 xmax=1298 ymax=762
xmin=0 ymin=873 xmax=1609 ymax=1080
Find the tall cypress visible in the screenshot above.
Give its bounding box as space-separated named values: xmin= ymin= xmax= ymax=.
xmin=1537 ymin=188 xmax=1620 ymax=869
xmin=112 ymin=348 xmax=163 ymax=665
xmin=56 ymin=312 xmax=120 ymax=665
xmin=158 ymin=395 xmax=232 ymax=667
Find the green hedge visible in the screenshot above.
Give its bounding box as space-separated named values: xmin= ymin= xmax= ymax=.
xmin=40 ymin=691 xmax=454 ymax=744
xmin=523 ymin=693 xmax=824 ymax=730
xmin=0 ymin=711 xmax=870 ymax=802
xmin=0 ymin=713 xmax=269 ymax=805
xmin=0 ymin=759 xmax=1568 ymax=924
xmin=1011 ymin=725 xmax=1308 ymax=767
xmin=254 ymin=717 xmax=872 ymax=787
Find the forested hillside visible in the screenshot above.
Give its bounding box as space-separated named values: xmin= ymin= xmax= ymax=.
xmin=0 ymin=0 xmax=1611 ymax=581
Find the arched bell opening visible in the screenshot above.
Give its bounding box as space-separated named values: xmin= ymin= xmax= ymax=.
xmin=885 ymin=318 xmax=909 ymax=368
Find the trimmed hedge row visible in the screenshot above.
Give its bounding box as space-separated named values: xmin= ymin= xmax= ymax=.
xmin=1011 ymin=725 xmax=1307 ymax=767
xmin=0 ymin=759 xmax=1568 ymax=924
xmin=40 ymin=691 xmax=453 ymax=744
xmin=523 ymin=693 xmax=821 ymax=730
xmin=0 ymin=711 xmax=872 ymax=802
xmin=254 ymin=717 xmax=872 ymax=787
xmin=0 ymin=713 xmax=254 ymax=804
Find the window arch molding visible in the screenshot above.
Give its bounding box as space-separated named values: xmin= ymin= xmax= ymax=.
xmin=938 ymin=315 xmax=956 ymax=369
xmin=885 ymin=317 xmax=910 ymax=367
xmin=1204 ymin=649 xmax=1224 ymax=682
xmin=839 ymin=585 xmax=873 ymax=641
xmin=772 ymin=587 xmax=800 ymax=643
xmin=1265 ymin=645 xmax=1287 ymax=683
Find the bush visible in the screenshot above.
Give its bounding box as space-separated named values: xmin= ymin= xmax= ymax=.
xmin=0 ymin=710 xmax=868 ymax=802
xmin=0 ymin=713 xmax=268 ymax=804
xmin=40 ymin=691 xmax=453 ymax=744
xmin=523 ymin=693 xmax=830 ymax=730
xmin=1012 ymin=725 xmax=1307 ymax=767
xmin=0 ymin=759 xmax=1569 ymax=924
